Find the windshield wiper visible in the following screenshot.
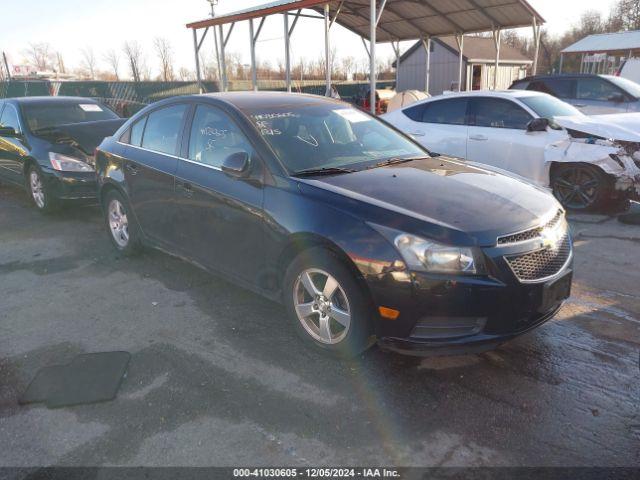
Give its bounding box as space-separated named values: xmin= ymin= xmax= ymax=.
xmin=367 ymin=156 xmax=427 ymax=169
xmin=292 ymin=166 xmax=357 ymax=177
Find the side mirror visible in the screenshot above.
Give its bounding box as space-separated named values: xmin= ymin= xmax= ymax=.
xmin=526 ymin=117 xmax=549 ymax=133
xmin=0 ymin=126 xmax=19 ymax=137
xmin=221 ymin=151 xmax=250 ymax=178
xmin=608 ymin=93 xmax=625 ymax=103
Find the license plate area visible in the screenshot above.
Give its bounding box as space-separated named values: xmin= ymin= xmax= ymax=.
xmin=539 ymin=271 xmax=572 ymax=313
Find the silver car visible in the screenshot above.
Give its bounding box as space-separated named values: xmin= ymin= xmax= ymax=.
xmin=510 ymin=74 xmax=640 ymax=115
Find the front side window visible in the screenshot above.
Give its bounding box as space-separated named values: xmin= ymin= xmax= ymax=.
xmin=0 ymin=104 xmax=21 ymax=133
xmin=576 ymin=78 xmax=623 ymax=101
xmin=241 ymin=104 xmax=426 ymax=173
xmin=415 ymin=98 xmax=468 ymax=125
xmin=471 ymin=98 xmax=532 ymax=130
xmin=22 ymin=101 xmax=118 ymax=132
xmin=141 ymin=104 xmax=187 ymax=155
xmin=188 ymin=105 xmax=254 ymax=168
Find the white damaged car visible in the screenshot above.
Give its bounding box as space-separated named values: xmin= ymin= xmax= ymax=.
xmin=382 ymin=90 xmax=640 ymax=210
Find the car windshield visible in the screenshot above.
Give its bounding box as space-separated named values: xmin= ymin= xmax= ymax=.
xmin=242 ymin=103 xmax=427 ymax=174
xmin=606 ymin=75 xmax=640 ymax=98
xmin=22 ymin=101 xmax=119 ymax=132
xmin=519 ymin=94 xmax=583 ymax=118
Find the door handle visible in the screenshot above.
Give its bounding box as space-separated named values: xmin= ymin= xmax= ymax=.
xmin=409 ymin=131 xmax=425 ymax=137
xmin=574 ymin=104 xmax=586 ymax=108
xmin=469 ymin=135 xmax=488 ymax=141
xmin=125 ymin=163 xmax=139 ymax=175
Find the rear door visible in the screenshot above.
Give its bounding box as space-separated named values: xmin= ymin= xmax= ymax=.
xmin=466 ymin=97 xmax=549 ymax=185
xmin=0 ymin=102 xmax=28 ymax=184
xmin=574 ymin=77 xmax=630 ymax=114
xmin=174 ymin=103 xmax=265 ymax=282
xmin=121 ymin=103 xmax=188 ymax=246
xmin=399 ymin=97 xmax=469 ymax=158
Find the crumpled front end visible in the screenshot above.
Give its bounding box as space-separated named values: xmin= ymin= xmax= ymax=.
xmin=545 ymin=134 xmax=640 ymax=200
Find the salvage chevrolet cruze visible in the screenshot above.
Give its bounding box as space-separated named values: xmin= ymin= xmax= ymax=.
xmin=95 ymin=92 xmax=573 ymax=357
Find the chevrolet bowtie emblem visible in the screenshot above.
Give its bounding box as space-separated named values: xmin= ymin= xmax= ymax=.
xmin=540 ymin=226 xmax=562 ymax=249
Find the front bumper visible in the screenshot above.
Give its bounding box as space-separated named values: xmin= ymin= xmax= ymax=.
xmin=42 ymin=167 xmax=97 ymax=200
xmin=368 ymin=234 xmax=573 ymax=356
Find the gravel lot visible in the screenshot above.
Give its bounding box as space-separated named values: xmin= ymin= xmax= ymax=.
xmin=0 ymin=182 xmax=638 ymax=468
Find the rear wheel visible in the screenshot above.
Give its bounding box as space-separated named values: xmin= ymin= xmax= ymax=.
xmin=283 ymin=247 xmax=374 ymax=357
xmin=27 ymin=166 xmax=57 ymax=212
xmin=104 ymin=190 xmax=141 ymax=255
xmin=551 ymin=164 xmax=610 ymax=211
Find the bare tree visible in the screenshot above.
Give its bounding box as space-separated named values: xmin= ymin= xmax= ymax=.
xmin=178 ymin=67 xmax=194 ymax=81
xmin=153 ymin=37 xmax=175 ymax=81
xmin=104 ymin=49 xmax=120 ymax=80
xmin=80 ymin=47 xmax=97 ymax=79
xmin=123 ymin=41 xmax=143 ymax=82
xmin=340 ymin=56 xmax=356 ymax=81
xmin=24 ymin=42 xmax=54 ymax=71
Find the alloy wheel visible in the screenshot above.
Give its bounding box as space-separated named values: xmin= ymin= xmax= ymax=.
xmin=553 ymin=168 xmax=600 ymax=209
xmin=108 ymin=199 xmax=130 ymax=248
xmin=293 ymin=268 xmax=351 ymax=345
xmin=30 ymin=170 xmax=45 ymax=209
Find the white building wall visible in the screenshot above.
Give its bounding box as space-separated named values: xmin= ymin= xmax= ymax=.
xmin=397 ymin=41 xmax=530 ymax=94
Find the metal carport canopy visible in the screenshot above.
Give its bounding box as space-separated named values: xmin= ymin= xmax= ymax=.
xmin=186 ymin=0 xmax=544 ymax=113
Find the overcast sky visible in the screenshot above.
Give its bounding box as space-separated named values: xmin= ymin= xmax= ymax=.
xmin=0 ymin=0 xmax=621 ymax=77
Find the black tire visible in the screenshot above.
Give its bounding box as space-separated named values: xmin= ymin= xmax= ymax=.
xmin=103 ymin=190 xmax=141 ymax=255
xmin=27 ymin=165 xmax=58 ymax=213
xmin=551 ymin=163 xmax=611 ymax=211
xmin=283 ymin=247 xmax=374 ymax=358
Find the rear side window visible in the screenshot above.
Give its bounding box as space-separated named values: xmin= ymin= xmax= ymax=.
xmin=470 ymin=98 xmax=532 ymax=130
xmin=531 ymin=79 xmax=574 ymax=99
xmin=0 ymin=104 xmax=21 ymax=133
xmin=188 ymin=104 xmax=254 ymax=168
xmin=406 ymin=98 xmax=468 ymax=125
xmin=141 ymin=104 xmax=187 ymax=155
xmin=576 ymin=78 xmax=622 ymax=101
xmin=130 ymin=117 xmax=147 ymax=146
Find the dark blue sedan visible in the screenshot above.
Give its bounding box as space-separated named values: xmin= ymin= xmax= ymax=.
xmin=95 ymin=92 xmax=573 ymax=357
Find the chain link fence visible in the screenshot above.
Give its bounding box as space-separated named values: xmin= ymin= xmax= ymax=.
xmin=0 ymin=79 xmax=395 ymax=116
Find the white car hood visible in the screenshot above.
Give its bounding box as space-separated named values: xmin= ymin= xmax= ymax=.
xmin=554 ymin=114 xmax=640 ymax=142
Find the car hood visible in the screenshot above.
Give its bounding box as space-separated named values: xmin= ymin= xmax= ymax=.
xmin=554 ymin=114 xmax=640 ymax=142
xmin=296 ymin=157 xmax=560 ymax=247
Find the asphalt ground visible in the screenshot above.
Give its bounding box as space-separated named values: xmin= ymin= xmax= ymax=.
xmin=0 ymin=182 xmax=638 ymax=468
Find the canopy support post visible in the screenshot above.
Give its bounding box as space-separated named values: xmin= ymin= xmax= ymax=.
xmin=559 ymin=53 xmax=564 ymax=74
xmin=392 ymin=40 xmax=400 ymax=91
xmin=324 ymin=3 xmax=331 ymax=96
xmin=492 ymin=27 xmax=501 ymax=90
xmin=580 ymin=53 xmax=585 ymax=74
xmin=421 ymin=35 xmax=431 ymax=94
xmin=193 ymin=29 xmax=203 ymax=93
xmin=218 ymin=25 xmax=228 ymax=91
xmin=370 ymin=0 xmax=376 ymax=114
xmin=284 ymin=13 xmax=291 ymax=92
xmin=249 ymin=19 xmax=258 ymax=91
xmin=532 ymin=17 xmax=541 ymax=75
xmin=456 ymin=33 xmax=464 ymax=91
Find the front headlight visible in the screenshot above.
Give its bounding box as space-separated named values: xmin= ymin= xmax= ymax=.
xmin=394 ymin=234 xmax=476 ymax=273
xmin=49 ymin=152 xmax=94 ymax=172
xmin=369 ymin=223 xmax=479 ymax=274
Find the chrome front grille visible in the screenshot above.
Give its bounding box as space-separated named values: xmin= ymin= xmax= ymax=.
xmin=505 ymin=232 xmax=572 ymax=282
xmin=497 ymin=210 xmax=563 ymax=246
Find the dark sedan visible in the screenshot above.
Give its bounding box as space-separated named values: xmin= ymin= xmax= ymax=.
xmin=0 ymin=96 xmax=125 ymax=211
xmin=95 ymin=92 xmax=573 ymax=357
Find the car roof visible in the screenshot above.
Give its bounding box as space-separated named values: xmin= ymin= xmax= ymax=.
xmin=418 ymin=90 xmax=547 ymax=102
xmin=11 ymin=96 xmax=103 ymax=105
xmin=172 ymin=91 xmax=346 ymax=111
xmin=516 ymin=73 xmax=612 ymax=82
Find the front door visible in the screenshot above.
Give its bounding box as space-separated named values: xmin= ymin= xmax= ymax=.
xmin=466 ymin=97 xmax=550 ymax=185
xmin=174 ymin=103 xmax=265 ymax=283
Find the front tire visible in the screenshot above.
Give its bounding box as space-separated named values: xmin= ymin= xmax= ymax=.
xmin=104 ymin=190 xmax=141 ymax=255
xmin=27 ymin=166 xmax=57 ymax=213
xmin=283 ymin=247 xmax=374 ymax=358
xmin=551 ymin=164 xmax=611 ymax=211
